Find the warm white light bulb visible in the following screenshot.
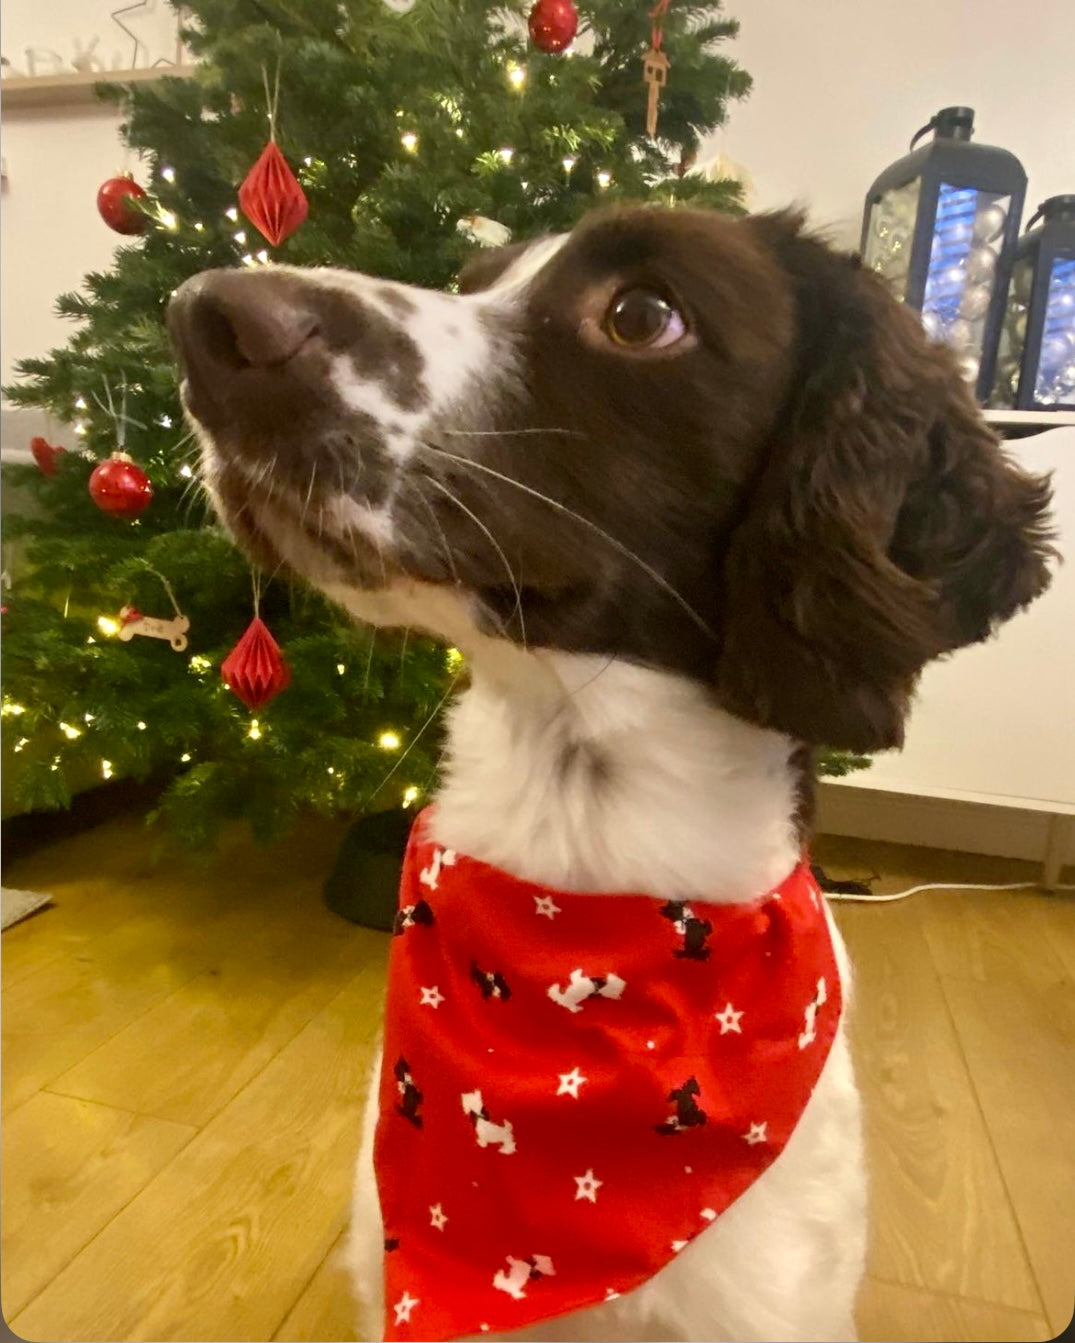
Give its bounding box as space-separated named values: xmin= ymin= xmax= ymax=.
xmin=189 ymin=655 xmax=211 ymax=672
xmin=136 ymin=721 xmax=147 ymax=731
xmin=59 ymin=722 xmax=81 ymax=740
xmin=74 ymin=422 xmax=87 ymax=437
xmin=327 ymin=766 xmax=335 ymax=775
xmin=597 ymin=170 xmax=612 ymax=190
xmin=497 ymin=147 xmax=514 ymax=164
xmin=180 ymin=752 xmax=192 ymax=763
xmin=256 ymin=249 xmax=270 ymax=264
xmin=84 ymin=713 xmax=95 ymax=724
xmin=336 ymin=663 xmax=346 ymax=676
xmin=159 ymin=414 xmax=173 ymax=429
xmin=97 ymin=615 xmax=120 ymax=637
xmin=179 ymin=463 xmax=193 ymax=478
xmin=234 ymin=230 xmax=247 ymax=245
xmin=247 ymin=719 xmax=262 ymax=740
xmin=193 ymin=221 xmax=205 ymax=232
xmin=159 ymin=209 xmax=179 ymax=231
xmin=75 ymin=397 xmax=87 ymax=410
xmin=13 ymin=738 xmax=28 ymax=753
xmin=402 ymin=785 xmax=420 ymax=807
xmin=225 ymin=206 xmax=239 ymax=222
xmin=562 ymin=156 xmax=576 ymax=174
xmin=508 ymin=64 xmax=526 ymax=90
xmin=1 ymin=699 xmax=26 ymax=717
xmin=101 ymin=759 xmax=113 ymax=779
xmin=401 ymin=132 xmax=419 ymax=153
xmin=378 ymin=730 xmax=402 ymax=751
xmin=161 ymin=165 xmax=176 ymax=183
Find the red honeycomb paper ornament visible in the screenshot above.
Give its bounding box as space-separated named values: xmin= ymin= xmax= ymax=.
xmin=221 ymin=616 xmax=291 ymax=711
xmin=238 ymin=140 xmax=308 ymax=247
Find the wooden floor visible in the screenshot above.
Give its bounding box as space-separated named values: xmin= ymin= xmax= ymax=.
xmin=2 ymin=815 xmax=1072 ymax=1342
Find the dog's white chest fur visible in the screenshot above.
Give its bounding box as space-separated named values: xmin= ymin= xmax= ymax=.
xmin=348 ymin=651 xmax=867 ymax=1342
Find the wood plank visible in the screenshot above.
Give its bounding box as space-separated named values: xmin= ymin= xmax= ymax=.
xmin=50 ymin=923 xmax=373 ymax=1127
xmin=1 ymin=912 xmax=212 ymax=1114
xmin=857 ymin=1276 xmax=1051 ymax=1342
xmin=12 ymin=957 xmax=386 ymax=1343
xmin=1 ymin=1093 xmax=194 ymax=1318
xmin=274 ymin=1229 xmax=359 ymax=1343
xmin=920 ymin=887 xmax=1070 ymax=988
xmin=834 ymin=900 xmax=1040 ymax=1311
xmin=2 ymin=812 xmax=356 ymax=1112
xmin=941 ymin=971 xmax=1075 ymax=1335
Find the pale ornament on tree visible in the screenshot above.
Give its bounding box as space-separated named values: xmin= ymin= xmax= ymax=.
xmin=118 ymin=605 xmax=191 ymax=652
xmin=457 ymin=215 xmax=512 ymax=248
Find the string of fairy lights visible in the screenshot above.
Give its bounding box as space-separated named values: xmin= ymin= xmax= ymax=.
xmin=2 ymin=684 xmax=433 ymax=805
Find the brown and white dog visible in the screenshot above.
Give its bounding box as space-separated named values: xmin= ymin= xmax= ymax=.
xmin=169 ymin=207 xmax=1054 ymax=1342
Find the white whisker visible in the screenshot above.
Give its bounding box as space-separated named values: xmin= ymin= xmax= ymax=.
xmin=422 ymin=445 xmax=715 ymax=640
xmin=425 ymin=475 xmax=528 ymax=651
xmin=441 ymin=427 xmax=586 ymax=439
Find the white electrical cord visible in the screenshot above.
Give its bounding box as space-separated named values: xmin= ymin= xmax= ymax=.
xmin=825 ymin=879 xmax=1075 ymax=903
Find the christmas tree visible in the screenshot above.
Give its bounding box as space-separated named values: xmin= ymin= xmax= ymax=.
xmin=1 ymin=0 xmax=761 ymax=847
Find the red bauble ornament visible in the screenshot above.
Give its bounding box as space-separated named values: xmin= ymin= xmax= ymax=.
xmin=96 ymin=175 xmax=149 ymax=235
xmin=88 ymin=453 xmax=154 ymax=519
xmin=31 ymin=435 xmax=66 ymax=476
xmin=221 ymin=616 xmax=291 ymax=711
xmin=528 ymin=0 xmax=578 ymax=52
xmin=238 ymin=140 xmax=308 ymax=247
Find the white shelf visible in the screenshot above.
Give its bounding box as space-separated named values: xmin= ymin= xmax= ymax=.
xmin=984 ymin=409 xmax=1075 ymax=429
xmin=1 ymin=66 xmax=197 ymax=110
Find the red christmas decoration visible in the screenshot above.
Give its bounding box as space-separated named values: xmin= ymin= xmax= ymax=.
xmin=528 ymin=0 xmax=578 ymax=52
xmin=221 ymin=616 xmax=291 ymax=711
xmin=31 ymin=435 xmax=66 ymax=476
xmin=238 ymin=140 xmax=308 ymax=247
xmin=96 ymin=174 xmax=149 ymax=235
xmin=88 ymin=453 xmax=154 ymax=519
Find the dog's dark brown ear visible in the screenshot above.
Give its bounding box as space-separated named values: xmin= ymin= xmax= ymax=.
xmin=713 ymin=213 xmax=1054 ymax=752
xmin=458 ymin=239 xmax=538 ymax=294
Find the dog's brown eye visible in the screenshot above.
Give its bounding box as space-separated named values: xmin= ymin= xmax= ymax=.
xmin=605 ymin=290 xmax=686 ymax=349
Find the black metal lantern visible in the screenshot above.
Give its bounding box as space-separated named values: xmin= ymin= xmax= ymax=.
xmin=992 ymin=195 xmax=1075 ymax=410
xmin=861 ymin=106 xmax=1027 ymax=402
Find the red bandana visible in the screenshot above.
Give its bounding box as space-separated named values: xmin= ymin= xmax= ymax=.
xmin=376 ymin=810 xmax=841 ymax=1341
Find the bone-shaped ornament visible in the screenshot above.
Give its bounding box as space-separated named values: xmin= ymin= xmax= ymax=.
xmin=118 ymin=608 xmax=190 ymax=652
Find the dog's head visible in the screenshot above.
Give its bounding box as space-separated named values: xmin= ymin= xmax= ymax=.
xmin=169 ymin=207 xmax=1053 ymax=752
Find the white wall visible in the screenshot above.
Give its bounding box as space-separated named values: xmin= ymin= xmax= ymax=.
xmin=1 ymin=0 xmax=177 ymax=387
xmin=710 ymin=0 xmax=1075 ymax=245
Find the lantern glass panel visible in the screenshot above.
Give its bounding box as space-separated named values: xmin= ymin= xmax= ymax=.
xmin=992 ymin=255 xmax=1033 ymax=406
xmin=863 ymin=179 xmax=920 ymax=296
xmin=921 ymin=184 xmax=1010 ymax=383
xmin=1035 ymin=257 xmax=1075 ymax=405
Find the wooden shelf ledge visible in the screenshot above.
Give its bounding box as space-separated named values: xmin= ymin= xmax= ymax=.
xmin=1 ymin=66 xmax=197 ymax=110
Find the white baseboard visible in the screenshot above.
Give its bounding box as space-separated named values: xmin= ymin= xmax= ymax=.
xmin=817 ymin=781 xmax=1075 ymax=866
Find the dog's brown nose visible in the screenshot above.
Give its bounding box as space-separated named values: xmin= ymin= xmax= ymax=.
xmin=168 ymin=269 xmax=320 ymax=372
